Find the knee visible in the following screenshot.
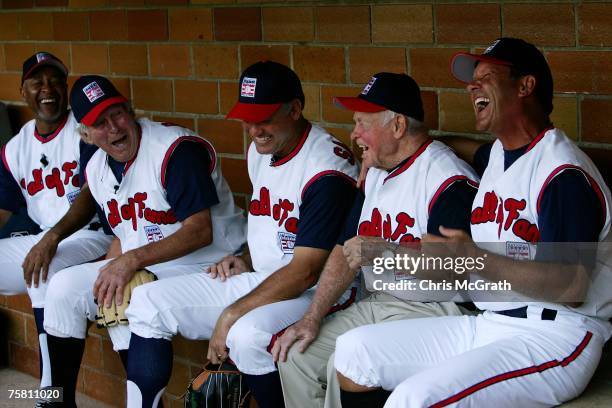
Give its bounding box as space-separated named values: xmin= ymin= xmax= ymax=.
xmin=335 ymin=327 xmax=370 ymax=363
xmin=334 ymin=328 xmax=380 ymax=388
xmin=281 ymin=341 xmax=316 ymax=373
xmin=125 ymin=284 xmax=161 ymax=324
xmin=226 ymin=318 xmax=267 ymax=354
xmin=45 ymin=270 xmax=77 ymax=306
xmin=126 ymin=284 xmax=174 ymax=340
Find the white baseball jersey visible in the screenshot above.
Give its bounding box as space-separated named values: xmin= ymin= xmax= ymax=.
xmin=247 ymin=123 xmax=359 ymax=276
xmin=359 ymin=139 xmax=478 ymax=301
xmin=2 ymin=112 xmax=84 ymax=230
xmin=470 ymin=128 xmax=612 ymax=321
xmin=86 ymin=118 xmax=245 ymax=272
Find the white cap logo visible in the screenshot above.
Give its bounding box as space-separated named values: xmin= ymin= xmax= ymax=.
xmin=484 ymin=39 xmax=501 ymax=54
xmin=83 ymin=81 xmax=105 ymax=103
xmin=36 ymin=52 xmax=50 ymax=63
xmin=361 ymin=77 xmax=377 ymax=95
xmin=241 ymin=77 xmax=257 ymax=98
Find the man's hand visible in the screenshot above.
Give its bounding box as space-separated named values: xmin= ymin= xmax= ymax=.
xmin=271 ymin=316 xmax=321 ymax=363
xmin=343 ymin=236 xmax=387 ymax=271
xmin=22 ymin=230 xmax=60 ymax=288
xmin=422 ymin=226 xmax=472 ymax=244
xmin=207 ymin=309 xmax=236 ymax=364
xmin=206 ymin=255 xmax=250 ymax=281
xmin=422 ymin=226 xmax=476 ymax=259
xmin=94 ymin=252 xmax=140 ymax=308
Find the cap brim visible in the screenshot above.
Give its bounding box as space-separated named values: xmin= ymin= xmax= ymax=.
xmin=226 ymin=102 xmax=282 ymax=123
xmin=450 ymin=52 xmax=513 ymax=83
xmin=80 ymin=96 xmax=128 ymax=126
xmin=22 ymin=60 xmax=68 ymax=83
xmin=333 ymin=96 xmax=386 ymax=113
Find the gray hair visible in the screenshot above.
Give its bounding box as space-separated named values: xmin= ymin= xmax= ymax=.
xmin=379 ymin=110 xmax=426 ymax=134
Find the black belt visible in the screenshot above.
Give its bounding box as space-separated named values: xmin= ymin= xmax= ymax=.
xmin=494 ymin=306 xmax=557 ymax=321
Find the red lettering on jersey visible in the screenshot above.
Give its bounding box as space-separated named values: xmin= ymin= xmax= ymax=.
xmin=471 ymin=191 xmax=540 ymax=243
xmin=249 ymin=187 xmax=271 ymax=216
xmin=61 ymin=161 xmax=77 ymax=185
xmin=331 ymin=140 xmax=356 ymax=165
xmin=107 ymin=199 xmax=121 ymax=228
xmin=45 ymin=168 xmax=65 ymax=197
xmin=471 ymin=191 xmax=498 ymax=224
xmin=106 ymin=192 xmax=177 ymax=232
xmin=249 ymin=187 xmax=298 ymax=231
xmin=120 ymin=192 xmax=147 ymax=231
xmin=358 ymin=208 xmax=382 ymax=237
xmin=390 ymin=212 xmax=416 ymax=241
xmin=513 ymin=219 xmax=540 ymax=243
xmin=273 ymin=199 xmax=294 ymax=227
xmin=399 ymin=234 xmax=419 ymax=243
xmin=22 ymin=161 xmax=80 ymax=197
xmin=503 ymin=198 xmax=526 ymax=231
xmin=285 ymin=217 xmax=298 ymax=233
xmin=144 ymin=208 xmax=177 ymax=225
xmin=27 ymin=169 xmax=44 ymax=196
xmin=358 ymin=208 xmax=417 ymax=242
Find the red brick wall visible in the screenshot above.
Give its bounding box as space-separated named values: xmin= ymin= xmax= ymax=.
xmin=1 ymin=1 xmax=612 ymax=407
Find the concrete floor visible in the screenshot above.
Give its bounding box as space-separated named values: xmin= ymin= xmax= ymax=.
xmin=0 ymin=368 xmax=111 ymax=408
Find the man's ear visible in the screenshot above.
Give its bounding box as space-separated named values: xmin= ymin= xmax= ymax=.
xmin=20 ymin=85 xmax=26 ymax=101
xmin=393 ymin=114 xmax=407 ymax=138
xmin=79 ymin=127 xmax=93 ymax=144
xmin=289 ymin=98 xmax=303 ymax=120
xmin=518 ymin=75 xmax=536 ymax=98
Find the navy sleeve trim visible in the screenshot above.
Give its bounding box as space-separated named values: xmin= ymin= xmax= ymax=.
xmin=537 ymin=164 xmax=606 ymax=223
xmin=301 ymin=170 xmax=356 ymax=201
xmin=161 ymin=136 xmax=216 ymax=188
xmin=428 ymin=175 xmax=479 ymax=215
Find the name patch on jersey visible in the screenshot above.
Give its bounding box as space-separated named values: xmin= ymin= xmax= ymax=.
xmin=277 ymin=232 xmax=296 ymax=254
xmin=506 ymin=241 xmax=531 ymax=260
xmin=83 ymin=81 xmax=105 ymax=103
xmin=241 ymin=77 xmax=257 ymax=98
xmin=144 ymin=225 xmax=164 ymax=243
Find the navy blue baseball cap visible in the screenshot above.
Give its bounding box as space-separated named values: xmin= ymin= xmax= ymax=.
xmin=70 ymin=75 xmax=128 ymax=126
xmin=334 ymin=72 xmax=424 ymax=122
xmin=22 ymin=52 xmax=68 ymax=84
xmin=226 ymin=61 xmax=305 ymax=123
xmin=451 ymin=38 xmax=553 ymax=114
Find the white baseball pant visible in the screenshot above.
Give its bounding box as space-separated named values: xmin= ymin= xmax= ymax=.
xmin=278 ymin=293 xmax=465 ymax=408
xmin=43 ymin=259 xmax=207 ymax=350
xmin=334 ymin=309 xmax=610 ymax=408
xmin=0 ymin=229 xmax=112 ymax=307
xmin=127 ymin=271 xmax=321 ymax=374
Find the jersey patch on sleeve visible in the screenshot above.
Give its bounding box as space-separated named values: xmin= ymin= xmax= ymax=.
xmin=277 ymin=231 xmax=296 ymax=254
xmin=144 ymin=225 xmax=164 ymax=243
